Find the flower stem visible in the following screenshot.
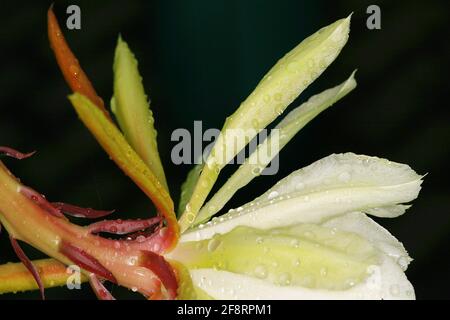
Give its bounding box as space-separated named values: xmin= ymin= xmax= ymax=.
xmin=0 ymin=259 xmax=88 ymax=294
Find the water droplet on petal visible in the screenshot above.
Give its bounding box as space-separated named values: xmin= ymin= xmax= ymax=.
xmin=389 ymin=284 xmax=400 ymax=296
xmin=254 ymin=264 xmax=268 ymax=279
xmin=256 ymin=236 xmax=264 ymax=244
xmin=207 ymin=206 xmax=216 ymax=214
xmin=295 ymin=182 xmax=305 ymax=191
xmin=338 ymin=171 xmax=351 ymax=182
xmin=252 ymin=167 xmax=262 ymax=176
xmin=268 ymin=191 xmax=279 ymax=200
xmin=275 ymin=104 xmax=284 ymax=115
xmin=290 ymin=239 xmax=300 ymax=248
xmin=207 ymin=237 xmax=221 ymax=252
xmin=278 ymin=273 xmax=291 ymax=286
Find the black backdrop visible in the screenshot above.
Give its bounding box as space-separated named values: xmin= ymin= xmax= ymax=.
xmin=0 ymin=0 xmax=448 ymax=299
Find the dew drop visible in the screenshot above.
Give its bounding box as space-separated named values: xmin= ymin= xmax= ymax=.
xmin=290 ymin=239 xmax=300 ymax=248
xmin=252 ymin=167 xmax=261 ymax=176
xmin=295 ymin=182 xmax=305 ymax=191
xmin=207 ymin=237 xmax=221 ymax=252
xmin=159 ymin=228 xmax=168 ymax=237
xmin=278 ymin=273 xmax=291 ymax=286
xmin=345 ymin=278 xmax=356 ymax=287
xmin=136 ymin=235 xmax=146 ymax=243
xmin=338 ymin=171 xmax=351 ymax=182
xmin=254 ymin=264 xmax=268 ymax=279
xmin=267 ymin=191 xmax=279 ymax=200
xmin=186 ymin=212 xmax=196 ymax=223
xmin=69 ymin=65 xmax=79 ymax=77
xmin=275 ymin=105 xmax=284 ymax=115
xmin=207 ymin=206 xmax=217 ymax=214
xmin=389 ymin=284 xmax=400 ymax=297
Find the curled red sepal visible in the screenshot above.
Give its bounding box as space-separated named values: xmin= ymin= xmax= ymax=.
xmin=52 ymin=202 xmax=115 ymax=219
xmin=88 ymin=217 xmax=161 ymax=235
xmin=0 ymin=146 xmax=35 ymax=160
xmin=9 ymin=236 xmax=45 ymax=300
xmin=20 ymin=186 xmax=65 ymax=218
xmin=140 ymin=251 xmax=178 ymax=299
xmin=60 ymin=241 xmax=116 ymax=283
xmin=89 ymin=274 xmax=115 ymax=300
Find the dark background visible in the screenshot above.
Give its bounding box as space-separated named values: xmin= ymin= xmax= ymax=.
xmin=0 ymin=0 xmax=448 ymax=299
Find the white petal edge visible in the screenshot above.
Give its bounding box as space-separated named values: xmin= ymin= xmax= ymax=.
xmin=322 ymin=212 xmax=412 ymax=270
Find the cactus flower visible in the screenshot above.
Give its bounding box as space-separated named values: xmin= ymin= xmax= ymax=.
xmin=0 ymin=8 xmax=422 ymax=300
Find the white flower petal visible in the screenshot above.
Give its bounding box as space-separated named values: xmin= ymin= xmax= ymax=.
xmin=322 ymin=212 xmax=412 ymax=270
xmin=182 ymin=153 xmax=423 ymax=242
xmin=171 ymin=223 xmax=381 ymax=291
xmin=189 ymin=253 xmax=415 ymax=300
xmin=364 ymin=204 xmax=411 ymax=218
xmin=195 ymin=72 xmax=357 ymax=224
